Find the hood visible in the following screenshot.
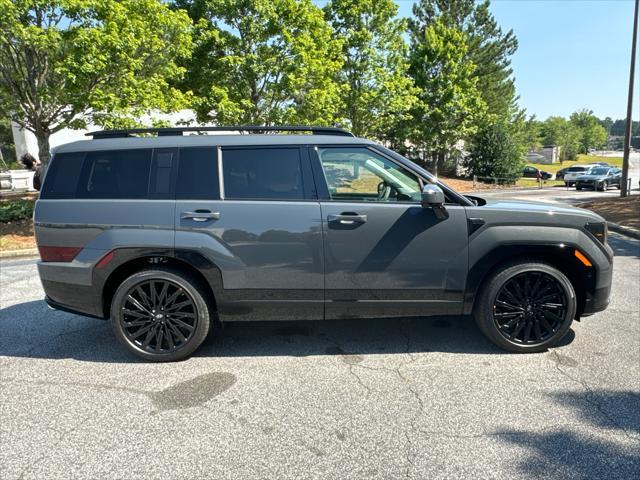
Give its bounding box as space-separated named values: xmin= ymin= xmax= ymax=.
xmin=474 ymin=197 xmax=604 ymax=222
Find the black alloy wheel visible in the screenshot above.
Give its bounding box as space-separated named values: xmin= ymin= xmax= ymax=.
xmin=120 ymin=279 xmax=197 ymax=353
xmin=111 ymin=268 xmax=211 ymax=361
xmin=492 ymin=271 xmax=567 ymax=345
xmin=474 ymin=261 xmax=576 ymax=353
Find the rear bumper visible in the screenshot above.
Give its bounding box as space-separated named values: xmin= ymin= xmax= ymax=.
xmin=38 ymin=260 xmax=105 ymax=318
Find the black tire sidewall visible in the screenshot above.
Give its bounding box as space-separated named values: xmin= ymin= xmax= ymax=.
xmin=474 ymin=262 xmax=576 ymax=353
xmin=111 ymin=268 xmax=211 ymax=362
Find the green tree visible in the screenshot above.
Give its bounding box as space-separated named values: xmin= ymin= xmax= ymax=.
xmin=467 ymin=120 xmax=525 ymax=183
xmin=408 ymin=18 xmax=486 ymax=175
xmin=175 ymin=0 xmax=343 ymax=126
xmin=541 ymin=116 xmax=580 ymax=161
xmin=0 ymin=0 xmax=193 ymax=163
xmin=409 ymin=0 xmax=518 ymax=121
xmin=569 ymin=109 xmax=607 ymax=153
xmin=323 ymin=0 xmax=417 ymax=139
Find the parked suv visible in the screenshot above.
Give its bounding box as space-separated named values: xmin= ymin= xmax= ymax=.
xmin=34 ymin=126 xmax=613 ymax=361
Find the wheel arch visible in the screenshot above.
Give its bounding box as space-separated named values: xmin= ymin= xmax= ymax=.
xmin=463 ymin=244 xmax=593 ymax=318
xmin=98 ymin=249 xmax=222 ymax=319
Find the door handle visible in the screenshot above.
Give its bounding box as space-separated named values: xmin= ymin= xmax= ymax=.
xmin=327 ymin=213 xmax=367 ymax=224
xmin=181 ymin=210 xmax=221 ymax=222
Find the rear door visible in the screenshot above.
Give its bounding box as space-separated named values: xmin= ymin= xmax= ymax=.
xmin=174 ymin=145 xmax=324 ymax=321
xmin=311 ymin=146 xmax=469 ymax=319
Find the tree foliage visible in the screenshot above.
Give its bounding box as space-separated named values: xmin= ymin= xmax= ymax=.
xmin=0 ymin=0 xmax=193 ymax=162
xmin=467 ymin=120 xmax=525 ymax=183
xmin=408 ymin=18 xmax=485 ymax=174
xmin=323 ymin=0 xmax=416 ymax=139
xmin=409 ymin=0 xmax=518 ymax=121
xmin=569 ymin=109 xmax=607 ymax=153
xmin=176 ymin=0 xmax=343 ymax=126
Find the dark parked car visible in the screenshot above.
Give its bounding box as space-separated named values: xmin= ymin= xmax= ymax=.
xmin=575 ymin=167 xmax=622 ymax=191
xmin=34 ymin=126 xmax=613 ymax=361
xmin=522 ymin=165 xmax=552 ymax=180
xmin=555 ymin=167 xmax=569 ymax=181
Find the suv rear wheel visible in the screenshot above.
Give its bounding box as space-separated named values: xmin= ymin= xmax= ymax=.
xmin=474 ymin=261 xmax=576 ymax=353
xmin=111 ymin=268 xmax=212 ymax=361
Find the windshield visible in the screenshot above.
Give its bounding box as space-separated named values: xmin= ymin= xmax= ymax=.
xmin=567 ymin=166 xmax=587 ymax=172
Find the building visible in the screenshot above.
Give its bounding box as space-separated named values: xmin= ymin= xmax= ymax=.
xmin=526 ymin=145 xmax=560 ymax=164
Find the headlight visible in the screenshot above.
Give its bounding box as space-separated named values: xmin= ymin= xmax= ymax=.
xmin=585 ymin=222 xmax=608 ymax=244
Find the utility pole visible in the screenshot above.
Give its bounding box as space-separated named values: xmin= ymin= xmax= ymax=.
xmin=621 ymin=0 xmax=639 ymax=197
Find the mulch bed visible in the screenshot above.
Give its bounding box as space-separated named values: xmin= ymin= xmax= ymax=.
xmin=579 ymin=195 xmax=640 ymax=230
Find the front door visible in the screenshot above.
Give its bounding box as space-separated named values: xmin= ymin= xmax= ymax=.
xmin=313 ymin=146 xmax=469 ymax=319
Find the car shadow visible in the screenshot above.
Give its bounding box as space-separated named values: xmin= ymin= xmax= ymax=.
xmin=608 ymin=234 xmax=640 ymax=258
xmin=496 ymin=390 xmax=640 ymax=478
xmin=0 ymin=299 xmax=575 ymax=363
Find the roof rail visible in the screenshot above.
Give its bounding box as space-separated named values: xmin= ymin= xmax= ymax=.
xmin=85 ymin=125 xmax=354 ymax=139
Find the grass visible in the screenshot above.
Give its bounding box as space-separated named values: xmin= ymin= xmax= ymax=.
xmin=526 ymin=154 xmax=623 ymax=175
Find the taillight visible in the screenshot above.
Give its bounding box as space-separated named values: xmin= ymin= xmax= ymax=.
xmin=38 ymin=246 xmax=82 ymax=262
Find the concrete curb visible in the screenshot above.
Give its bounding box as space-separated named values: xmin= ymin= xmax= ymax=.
xmin=0 ymin=248 xmax=38 ymax=259
xmin=607 ymin=222 xmax=640 ymax=240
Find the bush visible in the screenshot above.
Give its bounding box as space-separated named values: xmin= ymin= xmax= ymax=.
xmin=0 ymin=199 xmax=34 ymax=223
xmin=466 ymin=122 xmax=525 ymax=184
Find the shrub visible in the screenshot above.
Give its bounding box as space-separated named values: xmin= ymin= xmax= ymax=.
xmin=0 ymin=199 xmax=35 ymax=223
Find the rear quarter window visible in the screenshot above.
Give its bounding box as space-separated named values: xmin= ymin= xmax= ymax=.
xmin=40 ymin=152 xmax=85 ymax=199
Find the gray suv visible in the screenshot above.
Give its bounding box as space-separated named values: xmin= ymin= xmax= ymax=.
xmin=34 ymin=126 xmax=613 ymax=361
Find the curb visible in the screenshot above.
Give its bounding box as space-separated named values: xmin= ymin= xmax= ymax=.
xmin=0 ymin=248 xmax=38 ymax=259
xmin=607 ymin=222 xmax=640 ymax=240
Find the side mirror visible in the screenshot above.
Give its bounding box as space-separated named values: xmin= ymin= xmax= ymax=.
xmin=421 ymin=184 xmax=449 ymax=220
xmin=421 ymin=184 xmax=445 ymax=208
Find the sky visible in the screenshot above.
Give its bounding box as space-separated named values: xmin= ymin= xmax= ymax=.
xmin=318 ymin=0 xmax=640 ymax=121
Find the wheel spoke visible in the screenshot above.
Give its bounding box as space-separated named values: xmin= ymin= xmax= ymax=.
xmin=166 ymin=321 xmax=187 ymax=343
xmin=170 ymin=317 xmax=195 ymax=332
xmin=135 ymin=286 xmax=153 ymax=309
xmin=495 ymin=300 xmax=524 ymax=311
xmin=533 ymin=321 xmax=543 ymax=341
xmin=165 ymin=299 xmax=193 ymax=312
xmin=131 ymin=323 xmax=154 ymax=340
xmin=164 ymin=324 xmax=175 ymax=350
xmin=523 ymin=322 xmax=533 ymax=342
xmin=155 ymin=326 xmax=164 ymax=352
xmin=127 ymin=295 xmax=152 ymax=316
xmin=122 ymin=308 xmax=149 ymax=319
xmin=141 ymin=327 xmax=156 ymax=349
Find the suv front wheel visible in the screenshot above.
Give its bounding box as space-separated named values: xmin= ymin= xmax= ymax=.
xmin=111 ymin=268 xmax=212 ymax=361
xmin=474 ymin=261 xmax=576 ymax=353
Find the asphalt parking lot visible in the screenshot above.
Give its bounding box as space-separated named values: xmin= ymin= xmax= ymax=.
xmin=1 ymin=233 xmax=639 ymax=479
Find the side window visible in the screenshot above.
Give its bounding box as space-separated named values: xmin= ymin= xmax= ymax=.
xmin=176 ymin=147 xmax=219 ymax=200
xmin=317 ymin=147 xmax=421 ymax=202
xmin=40 ymin=152 xmax=85 ymax=199
xmin=77 ymin=149 xmax=152 ymax=199
xmin=222 ymin=147 xmax=304 ymax=200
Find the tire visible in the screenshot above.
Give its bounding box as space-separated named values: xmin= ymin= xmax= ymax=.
xmin=564 ymin=182 xmax=569 ymax=187
xmin=111 ymin=268 xmax=212 ymax=362
xmin=473 ymin=261 xmax=576 ymax=353
xmin=576 ymin=185 xmax=582 ymax=191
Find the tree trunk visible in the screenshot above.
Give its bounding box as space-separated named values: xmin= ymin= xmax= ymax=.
xmin=437 ymin=151 xmax=446 ymax=176
xmin=431 ymin=151 xmax=438 ymax=176
xmin=35 ymin=128 xmax=51 ymax=165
